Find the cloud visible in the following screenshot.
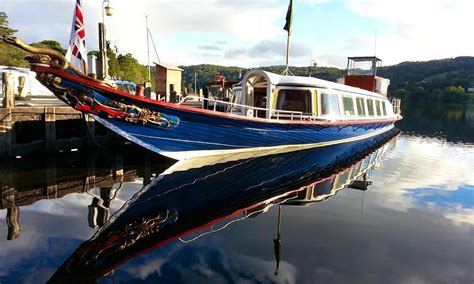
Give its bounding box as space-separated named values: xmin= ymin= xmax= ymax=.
xmin=198 ymin=45 xmax=223 ymax=51
xmin=298 ymin=0 xmax=333 ymax=6
xmin=224 ymin=40 xmax=313 ymax=66
xmin=342 ymin=0 xmax=474 ymax=64
xmin=313 ymin=54 xmax=347 ymax=68
xmin=251 ymin=40 xmax=311 ymax=58
xmin=2 ymin=0 xmax=472 ymax=68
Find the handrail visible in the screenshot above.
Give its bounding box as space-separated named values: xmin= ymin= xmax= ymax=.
xmin=179 ymin=95 xmax=310 ymax=121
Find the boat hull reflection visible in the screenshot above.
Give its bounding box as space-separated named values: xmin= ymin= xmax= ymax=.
xmin=49 ymin=129 xmax=399 ymax=283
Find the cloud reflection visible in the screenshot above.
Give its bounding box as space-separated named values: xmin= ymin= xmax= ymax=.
xmin=367 ymin=136 xmax=474 ymax=224
xmin=116 ymin=241 xmax=297 ymax=284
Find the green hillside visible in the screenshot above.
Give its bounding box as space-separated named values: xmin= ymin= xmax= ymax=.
xmin=181 ymin=57 xmax=474 ymax=103
xmin=179 ymin=64 xmax=344 ymax=91
xmin=379 ymin=57 xmax=474 ymax=95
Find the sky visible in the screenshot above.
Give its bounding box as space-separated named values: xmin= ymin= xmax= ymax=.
xmin=0 ymin=0 xmax=473 ymax=68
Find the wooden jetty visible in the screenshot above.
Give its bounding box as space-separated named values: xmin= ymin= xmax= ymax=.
xmin=1 ymin=72 xmax=119 ymax=158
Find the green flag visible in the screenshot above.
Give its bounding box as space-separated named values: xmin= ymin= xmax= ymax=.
xmin=283 ymin=0 xmax=293 ymax=35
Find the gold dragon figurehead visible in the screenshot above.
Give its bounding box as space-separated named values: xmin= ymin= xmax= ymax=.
xmin=1 ymin=36 xmax=109 ymax=85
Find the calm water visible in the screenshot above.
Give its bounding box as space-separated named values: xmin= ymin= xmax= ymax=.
xmin=0 ymin=104 xmax=473 ymax=284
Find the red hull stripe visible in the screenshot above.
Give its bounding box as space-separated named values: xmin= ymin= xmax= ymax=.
xmin=32 ymin=66 xmax=401 ymax=126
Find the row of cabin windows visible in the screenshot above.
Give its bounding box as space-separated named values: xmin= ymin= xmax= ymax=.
xmin=275 ymin=90 xmax=389 ymax=117
xmin=321 ymin=93 xmax=388 ymax=117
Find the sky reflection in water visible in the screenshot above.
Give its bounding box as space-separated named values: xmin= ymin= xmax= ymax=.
xmin=0 ymin=133 xmax=473 ymax=283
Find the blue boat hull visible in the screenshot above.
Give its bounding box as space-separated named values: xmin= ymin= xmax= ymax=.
xmin=91 ymin=110 xmax=395 ymax=160
xmin=37 ymin=67 xmax=398 ymax=160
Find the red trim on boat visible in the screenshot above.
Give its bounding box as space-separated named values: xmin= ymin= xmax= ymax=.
xmin=32 ymin=66 xmax=402 ymax=126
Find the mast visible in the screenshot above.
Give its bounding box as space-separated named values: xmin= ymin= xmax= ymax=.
xmin=145 ymin=14 xmax=151 ymax=83
xmin=285 ymin=32 xmax=290 ymax=71
xmin=194 ymin=72 xmax=197 ymax=94
xmin=282 ymin=0 xmax=293 ymax=76
xmin=273 ymin=205 xmax=282 ymax=275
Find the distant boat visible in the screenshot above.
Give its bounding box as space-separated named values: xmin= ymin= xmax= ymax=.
xmin=48 ymin=126 xmax=399 ymax=283
xmin=1 ymin=37 xmax=402 ymax=161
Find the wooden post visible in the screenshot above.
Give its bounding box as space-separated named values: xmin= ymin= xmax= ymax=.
xmin=143 ymin=155 xmax=151 ymax=186
xmin=44 ymin=107 xmax=56 ymax=152
xmin=0 ymin=160 xmax=14 ymax=210
xmin=84 ymin=114 xmax=96 ymax=146
xmin=114 ymin=153 xmax=124 ymax=182
xmin=46 ymin=157 xmax=57 ymax=199
xmin=84 ymin=153 xmax=96 ymax=192
xmin=2 ymin=72 xmax=15 ymax=108
xmin=0 ymin=108 xmax=13 ymax=156
xmin=18 ymin=76 xmax=27 ymax=98
xmin=6 ymin=206 xmax=21 ymax=240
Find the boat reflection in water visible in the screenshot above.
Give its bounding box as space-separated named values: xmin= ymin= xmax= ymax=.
xmin=49 ymin=129 xmax=399 ymax=283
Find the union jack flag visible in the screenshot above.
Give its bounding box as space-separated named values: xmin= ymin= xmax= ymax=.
xmin=66 ymin=0 xmax=88 ymax=74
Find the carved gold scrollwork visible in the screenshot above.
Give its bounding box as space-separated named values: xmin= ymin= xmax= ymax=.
xmin=118 ymin=210 xmax=176 ymax=249
xmin=36 ymin=73 xmax=67 ymax=92
xmin=85 ymin=210 xmax=177 ymax=263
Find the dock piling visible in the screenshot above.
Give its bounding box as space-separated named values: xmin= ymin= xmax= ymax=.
xmin=0 ymin=108 xmax=13 ymax=156
xmin=44 ymin=107 xmax=57 ymax=152
xmin=2 ymin=72 xmax=15 ymax=108
xmin=46 ymin=157 xmax=58 ymax=199
xmin=114 ymin=153 xmax=124 ymax=182
xmin=85 ymin=114 xmax=96 ymax=146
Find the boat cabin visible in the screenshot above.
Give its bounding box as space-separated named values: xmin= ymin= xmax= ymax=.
xmin=181 ymin=57 xmax=400 ymax=122
xmin=231 ymin=66 xmax=397 ymax=121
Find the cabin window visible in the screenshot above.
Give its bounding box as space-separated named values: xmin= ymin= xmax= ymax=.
xmin=375 ymin=100 xmax=382 ymax=116
xmin=320 ymin=93 xmax=340 ymax=116
xmin=367 ymin=99 xmax=375 ymax=116
xmin=381 ymin=101 xmax=387 ymax=116
xmin=356 ymin=97 xmax=366 ymax=116
xmin=276 ymin=89 xmax=311 ymax=113
xmin=342 ymin=96 xmax=356 ymax=116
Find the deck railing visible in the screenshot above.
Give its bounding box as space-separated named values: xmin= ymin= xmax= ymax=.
xmin=179 ymin=95 xmax=315 ymax=121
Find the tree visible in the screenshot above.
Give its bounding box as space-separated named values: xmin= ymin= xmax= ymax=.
xmin=31 ymin=40 xmax=66 ymax=55
xmin=0 ymin=11 xmax=28 ymax=67
xmin=0 ymin=11 xmax=16 ymax=36
xmin=443 ymin=85 xmax=467 ymax=102
xmin=443 ymin=85 xmax=465 ymax=95
xmin=106 ymin=47 xmax=121 ymax=78
xmin=117 ymin=53 xmax=147 ymax=84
